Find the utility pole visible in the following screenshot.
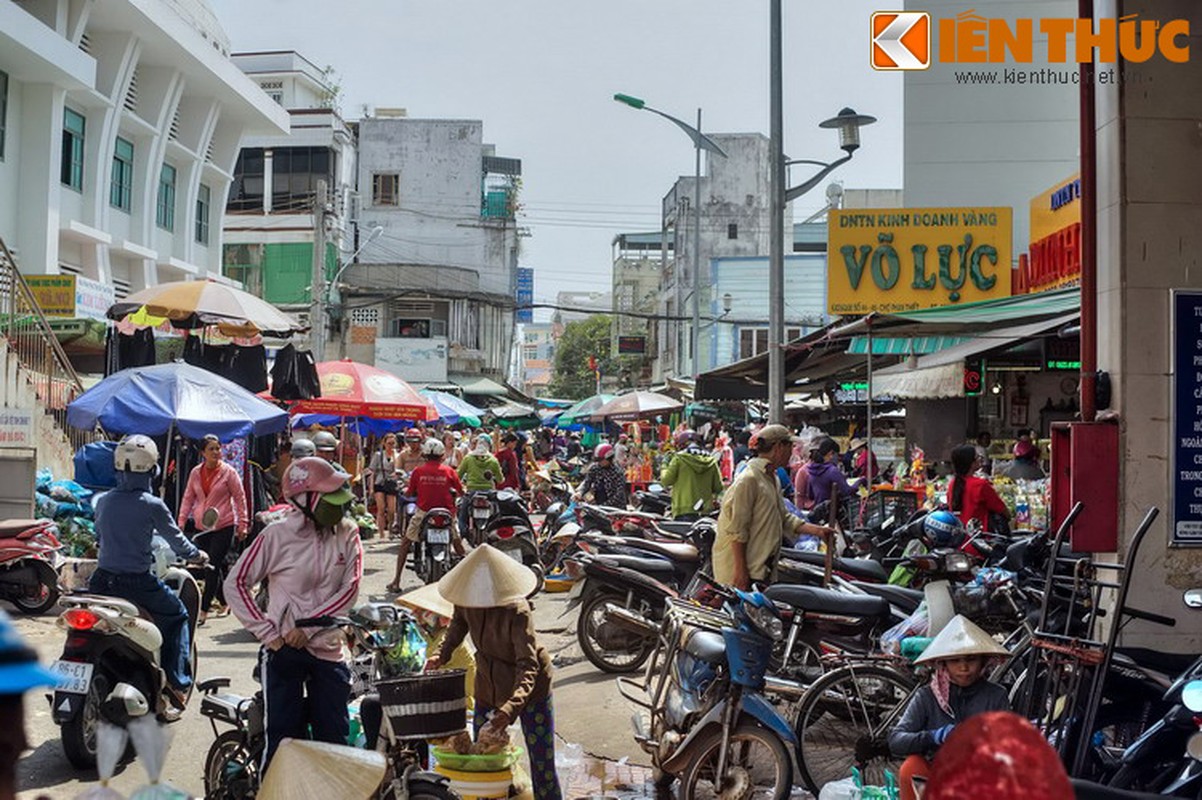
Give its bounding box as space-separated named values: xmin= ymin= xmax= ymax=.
xmin=311 ymin=179 xmax=328 ymax=362
xmin=691 ymin=108 xmax=703 ymax=379
xmin=767 ymin=0 xmax=785 ymax=423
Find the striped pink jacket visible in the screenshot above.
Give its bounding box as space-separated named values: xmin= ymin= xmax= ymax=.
xmin=224 ymin=509 xmax=362 ymax=661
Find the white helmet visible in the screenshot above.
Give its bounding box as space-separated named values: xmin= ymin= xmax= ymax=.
xmin=421 ymin=438 xmax=446 ymax=457
xmin=114 ymin=435 xmax=159 ymax=473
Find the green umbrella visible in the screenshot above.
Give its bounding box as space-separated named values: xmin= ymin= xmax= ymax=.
xmin=556 ymin=394 xmax=616 ymax=429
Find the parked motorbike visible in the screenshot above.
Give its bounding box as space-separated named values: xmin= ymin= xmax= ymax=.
xmin=635 ymin=483 xmax=672 ymax=516
xmin=0 ymin=518 xmax=63 ymax=614
xmin=1103 ymin=590 xmax=1202 ymax=795
xmin=49 ymin=559 xmax=202 ymax=768
xmin=412 ymin=507 xmax=457 ymax=584
xmin=483 ymin=489 xmax=544 ymax=591
xmin=619 ymin=586 xmax=798 ymax=800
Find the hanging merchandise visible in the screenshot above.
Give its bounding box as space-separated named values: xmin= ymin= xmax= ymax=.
xmin=222 ymin=343 xmax=269 ymax=393
xmin=270 ymin=343 xmax=321 ymax=401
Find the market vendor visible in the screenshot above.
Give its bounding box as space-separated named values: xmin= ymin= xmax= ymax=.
xmin=888 ymin=615 xmax=1011 ymax=800
xmin=947 ymin=445 xmax=1009 ymax=531
xmin=429 ymin=545 xmax=561 ymax=800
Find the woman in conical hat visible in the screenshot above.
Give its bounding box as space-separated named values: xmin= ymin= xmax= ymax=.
xmin=887 ymin=615 xmax=1011 ymax=800
xmin=430 ymin=546 xmax=561 ymax=800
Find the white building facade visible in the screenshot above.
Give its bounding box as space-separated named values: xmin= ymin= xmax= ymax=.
xmin=0 ymin=0 xmax=287 ymax=297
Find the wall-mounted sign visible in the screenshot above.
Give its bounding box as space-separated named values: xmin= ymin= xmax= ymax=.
xmin=375 ymin=337 xmax=448 ymax=384
xmin=515 ymin=268 xmax=534 ymax=324
xmin=1171 ymin=291 xmax=1202 ymax=545
xmin=1016 ymin=173 xmax=1081 ymax=295
xmin=617 ymin=336 xmax=646 ymax=355
xmin=827 ymin=207 xmax=1012 ymax=315
xmin=963 ymin=360 xmax=983 ymax=396
xmin=0 ymin=408 xmax=35 ymax=448
xmin=25 ymin=275 xmax=114 ymax=321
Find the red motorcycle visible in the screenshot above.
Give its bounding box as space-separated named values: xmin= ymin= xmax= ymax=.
xmin=0 ymin=518 xmax=62 ymax=613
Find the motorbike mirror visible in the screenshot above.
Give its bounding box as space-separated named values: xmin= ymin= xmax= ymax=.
xmin=648 ymin=483 xmax=663 ymax=493
xmin=1185 ymin=589 xmax=1202 ymax=609
xmin=1188 ymin=732 xmax=1202 ymax=762
xmin=1183 ymin=681 xmax=1202 ymax=713
xmin=694 ymin=498 xmax=705 ymax=511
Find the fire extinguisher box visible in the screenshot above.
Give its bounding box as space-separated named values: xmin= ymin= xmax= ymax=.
xmin=1050 ymin=421 xmax=1120 ymax=552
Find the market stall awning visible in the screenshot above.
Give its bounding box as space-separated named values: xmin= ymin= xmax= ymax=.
xmin=846 ymin=335 xmax=968 ymax=355
xmin=870 ymin=312 xmax=1080 ymax=398
xmin=449 ymin=375 xmax=510 ymax=397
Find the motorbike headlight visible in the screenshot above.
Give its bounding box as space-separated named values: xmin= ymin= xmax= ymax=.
xmin=946 ymin=552 xmax=973 ymax=573
xmin=743 ymin=601 xmax=784 ymax=641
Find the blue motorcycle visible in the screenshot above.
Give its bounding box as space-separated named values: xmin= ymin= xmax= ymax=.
xmin=619 ymin=583 xmax=796 ymax=800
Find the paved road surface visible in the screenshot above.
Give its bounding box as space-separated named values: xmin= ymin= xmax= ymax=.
xmin=13 ymin=536 xmax=647 ymax=798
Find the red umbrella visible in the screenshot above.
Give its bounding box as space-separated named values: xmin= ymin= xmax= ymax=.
xmin=290 ymin=360 xmax=438 ymax=421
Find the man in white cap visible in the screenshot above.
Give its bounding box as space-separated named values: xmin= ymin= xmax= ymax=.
xmin=429 ymin=546 xmax=561 ymax=800
xmin=712 ymin=424 xmax=835 ymax=590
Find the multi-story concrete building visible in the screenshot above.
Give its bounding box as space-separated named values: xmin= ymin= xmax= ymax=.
xmin=518 ymin=322 xmax=555 ymax=397
xmin=344 ymin=113 xmax=522 ymax=386
xmin=0 ymin=0 xmax=287 ymax=295
xmin=656 ymin=133 xmax=781 ymax=380
xmin=611 ymin=232 xmax=666 ymax=380
xmin=222 ymin=50 xmax=356 ymax=314
xmin=553 ymin=290 xmax=613 ymax=326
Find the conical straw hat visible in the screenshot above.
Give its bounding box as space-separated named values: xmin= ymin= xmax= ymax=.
xmin=259 ymin=738 xmax=386 ymax=799
xmin=396 ymin=581 xmax=454 ymax=619
xmin=438 ymin=544 xmax=537 ymax=608
xmin=914 ymin=614 xmax=1009 ymax=664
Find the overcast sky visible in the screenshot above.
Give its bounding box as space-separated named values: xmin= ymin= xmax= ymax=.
xmin=209 ymin=0 xmax=903 ymax=314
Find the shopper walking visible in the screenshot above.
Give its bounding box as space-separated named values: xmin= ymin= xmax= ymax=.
xmin=177 ymin=434 xmax=248 ymax=625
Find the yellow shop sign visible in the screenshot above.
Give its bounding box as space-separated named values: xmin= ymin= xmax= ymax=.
xmin=827 ymin=207 xmax=1012 ymax=315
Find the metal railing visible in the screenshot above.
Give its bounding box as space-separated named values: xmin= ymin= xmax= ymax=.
xmin=0 ymin=237 xmax=96 ymax=452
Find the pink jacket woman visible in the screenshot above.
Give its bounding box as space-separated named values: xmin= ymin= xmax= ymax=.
xmin=224 ymin=504 xmax=362 ymax=661
xmin=178 ymin=459 xmax=248 ymax=535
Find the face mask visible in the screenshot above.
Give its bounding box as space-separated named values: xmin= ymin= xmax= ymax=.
xmin=313 ymin=497 xmax=347 ymax=528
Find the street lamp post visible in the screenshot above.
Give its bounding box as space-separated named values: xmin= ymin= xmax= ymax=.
xmin=614 ymin=93 xmax=727 ymax=379
xmin=767 ymin=0 xmax=875 ymax=423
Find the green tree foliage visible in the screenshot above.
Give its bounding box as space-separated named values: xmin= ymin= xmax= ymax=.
xmin=548 ymin=315 xmax=638 ymax=399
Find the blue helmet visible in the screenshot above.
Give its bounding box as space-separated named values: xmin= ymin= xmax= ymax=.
xmin=923 ymin=509 xmax=965 ymax=548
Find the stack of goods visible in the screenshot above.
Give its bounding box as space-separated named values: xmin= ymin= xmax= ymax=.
xmin=991 ymin=476 xmax=1050 ymax=531
xmin=34 ymin=469 xmax=96 ymax=557
xmin=432 ymin=729 xmax=523 ymax=771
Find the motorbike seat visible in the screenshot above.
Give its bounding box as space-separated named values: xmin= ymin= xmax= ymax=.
xmin=1114 ymin=646 xmax=1197 ymax=678
xmin=0 ymin=519 xmax=46 ymax=540
xmin=593 ymin=554 xmax=678 ymax=577
xmin=656 ymin=521 xmax=695 ymax=537
xmin=586 ymin=558 xmax=679 ymax=598
xmin=683 ymin=629 xmax=726 ymax=664
xmin=765 ymin=584 xmax=891 ymax=621
xmin=851 ymin=581 xmax=924 ymax=613
xmin=630 ymin=539 xmax=700 ymax=563
xmin=779 ymin=549 xmax=888 ymax=583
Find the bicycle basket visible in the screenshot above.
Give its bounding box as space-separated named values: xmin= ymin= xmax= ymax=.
xmin=377 ymin=670 xmax=467 ymax=740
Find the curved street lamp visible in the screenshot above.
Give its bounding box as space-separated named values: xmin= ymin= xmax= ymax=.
xmin=614 ymin=93 xmax=727 ymax=379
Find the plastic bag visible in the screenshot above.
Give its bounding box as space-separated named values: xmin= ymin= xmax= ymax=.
xmin=73 ymin=722 xmax=128 ymax=799
xmin=880 ymin=601 xmax=929 ymax=656
xmin=818 ymin=776 xmax=861 ymax=800
xmin=127 ymin=717 xmax=194 ymax=799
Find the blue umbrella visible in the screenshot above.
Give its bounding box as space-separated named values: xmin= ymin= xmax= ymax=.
xmin=420 ymin=390 xmax=484 ymax=427
xmin=67 ymin=362 xmax=288 ymax=441
xmin=290 ymin=414 xmax=409 ymax=436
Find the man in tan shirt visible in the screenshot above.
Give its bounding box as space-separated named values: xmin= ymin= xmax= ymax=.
xmin=712 ymin=424 xmax=836 ymax=590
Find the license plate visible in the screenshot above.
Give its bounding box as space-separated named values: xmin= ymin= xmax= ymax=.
xmin=472 ymin=510 xmax=491 ymax=519
xmin=426 ymin=528 xmax=451 ymax=544
xmin=50 ymin=660 xmax=93 ymax=694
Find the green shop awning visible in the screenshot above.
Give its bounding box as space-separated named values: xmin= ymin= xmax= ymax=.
xmin=846 ymin=335 xmax=968 ymax=356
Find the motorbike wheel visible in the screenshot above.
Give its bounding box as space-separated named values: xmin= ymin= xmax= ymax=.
xmin=425 ymin=552 xmax=447 ymax=585
xmin=61 ymin=672 xmax=109 ymax=769
xmin=793 ymin=663 xmax=916 ymax=796
xmin=11 ymin=562 xmax=59 ymax=614
xmin=576 ymin=591 xmax=654 ymax=673
xmin=204 ymin=729 xmax=260 ymax=799
xmin=679 ymin=722 xmax=792 ymax=800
